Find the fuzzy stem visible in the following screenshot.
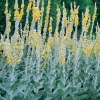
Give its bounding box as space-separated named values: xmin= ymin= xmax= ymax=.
xmin=10 ymin=64 xmax=16 ymax=100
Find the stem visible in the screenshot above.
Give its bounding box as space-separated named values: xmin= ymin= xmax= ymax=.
xmin=48 ymin=57 xmax=54 ymax=93
xmin=11 ymin=64 xmax=15 ymax=82
xmin=10 ymin=91 xmax=13 ymax=100
xmin=10 ymin=64 xmax=16 ymax=100
xmin=94 ymin=59 xmax=100 ymax=89
xmin=62 ymin=66 xmax=66 ymax=99
xmin=36 ymin=54 xmax=41 ymax=93
xmin=24 ymin=46 xmax=30 ymax=98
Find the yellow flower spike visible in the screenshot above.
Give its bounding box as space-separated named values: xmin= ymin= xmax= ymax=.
xmin=92 ymin=3 xmax=97 ymax=22
xmin=26 ymin=2 xmax=32 ymax=12
xmin=82 ymin=8 xmax=91 ymax=33
xmin=92 ymin=13 xmax=96 ymax=22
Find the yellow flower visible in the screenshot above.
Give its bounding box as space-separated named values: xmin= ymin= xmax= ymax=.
xmin=1 ymin=42 xmax=5 ymax=45
xmin=74 ymin=3 xmax=76 ymax=9
xmin=48 ymin=26 xmax=52 ymax=32
xmin=14 ymin=11 xmax=19 ymax=19
xmin=67 ymin=25 xmax=72 ymax=33
xmin=33 ymin=11 xmax=41 ymax=21
xmin=17 ymin=41 xmax=21 ymax=45
xmin=8 ymin=22 xmax=11 ymax=27
xmin=20 ymin=9 xmax=24 ymax=17
xmin=5 ymin=3 xmax=8 ymax=7
xmin=86 ymin=45 xmax=93 ymax=56
xmin=18 ymin=10 xmax=24 ymax=20
xmin=7 ymin=60 xmax=13 ymax=65
xmin=42 ymin=63 xmax=47 ymax=69
xmin=61 ymin=36 xmax=66 ymax=42
xmin=74 ymin=9 xmax=78 ymax=14
xmin=40 ymin=21 xmax=42 ymax=27
xmin=26 ymin=2 xmax=32 ymax=12
xmin=92 ymin=13 xmax=96 ymax=22
xmin=13 ymin=44 xmax=18 ymax=49
xmin=34 ymin=7 xmax=37 ymax=10
xmin=16 ymin=60 xmax=21 ymax=64
xmin=46 ymin=44 xmax=51 ymax=53
xmin=41 ymin=8 xmax=44 ymax=13
xmin=74 ymin=15 xmax=79 ymax=26
xmin=21 ymin=3 xmax=24 ymax=8
xmin=50 ymin=17 xmax=53 ymax=21
xmin=61 ymin=60 xmax=66 ymax=65
xmin=14 ymin=4 xmax=18 ymax=9
xmin=14 ymin=10 xmax=24 ymax=20
xmin=4 ymin=9 xmax=8 ymax=14
xmin=6 ymin=29 xmax=11 ymax=33
xmin=29 ymin=33 xmax=34 ymax=38
xmin=42 ymin=50 xmax=46 ymax=57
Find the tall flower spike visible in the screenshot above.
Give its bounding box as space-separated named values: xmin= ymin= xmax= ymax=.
xmin=19 ymin=0 xmax=24 ymax=20
xmin=70 ymin=2 xmax=74 ymax=21
xmin=48 ymin=17 xmax=53 ymax=37
xmin=74 ymin=3 xmax=79 ymax=27
xmin=4 ymin=0 xmax=8 ymax=14
xmin=92 ymin=2 xmax=97 ymax=22
xmin=21 ymin=0 xmax=24 ymax=8
xmin=90 ymin=3 xmax=97 ymax=39
xmin=14 ymin=0 xmax=18 ymax=9
xmin=82 ymin=7 xmax=90 ymax=33
xmin=43 ymin=0 xmax=51 ymax=40
xmin=26 ymin=1 xmax=32 ymax=12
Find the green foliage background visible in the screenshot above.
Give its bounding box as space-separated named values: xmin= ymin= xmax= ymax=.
xmin=0 ymin=0 xmax=99 ymax=36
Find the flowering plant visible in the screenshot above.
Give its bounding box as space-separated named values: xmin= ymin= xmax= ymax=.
xmin=0 ymin=0 xmax=100 ymax=100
